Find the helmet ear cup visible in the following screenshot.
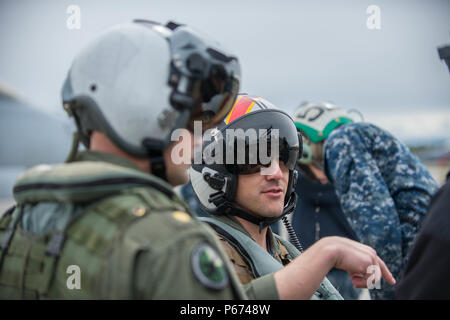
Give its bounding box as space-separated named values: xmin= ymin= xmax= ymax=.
xmin=299 ymin=141 xmax=313 ymax=165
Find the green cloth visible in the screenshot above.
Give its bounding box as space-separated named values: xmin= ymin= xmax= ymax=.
xmin=72 ymin=150 xmax=142 ymax=171
xmin=0 ymin=151 xmax=246 ymax=299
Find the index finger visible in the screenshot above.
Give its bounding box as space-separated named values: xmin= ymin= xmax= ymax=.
xmin=376 ymin=256 xmax=396 ymax=285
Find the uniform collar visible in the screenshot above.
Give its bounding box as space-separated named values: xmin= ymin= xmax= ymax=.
xmin=212 ymin=214 xmax=283 ymax=262
xmin=69 ymin=150 xmax=176 ymax=198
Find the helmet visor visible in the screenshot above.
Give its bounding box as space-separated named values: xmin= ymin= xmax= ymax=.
xmin=204 ymin=110 xmax=300 ymax=174
xmin=189 ymin=65 xmax=240 ymax=131
xmin=229 ymin=137 xmax=297 ymax=175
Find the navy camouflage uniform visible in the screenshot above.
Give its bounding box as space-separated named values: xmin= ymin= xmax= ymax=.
xmin=323 ymin=122 xmax=438 ymax=300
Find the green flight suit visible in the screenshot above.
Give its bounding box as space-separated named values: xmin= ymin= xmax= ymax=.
xmin=0 ymin=151 xmax=246 ymax=299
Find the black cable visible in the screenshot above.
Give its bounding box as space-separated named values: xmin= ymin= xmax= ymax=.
xmin=282 ymin=215 xmax=304 ymax=253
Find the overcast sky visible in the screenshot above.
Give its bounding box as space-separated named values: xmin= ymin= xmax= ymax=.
xmin=1 ymin=0 xmax=449 ymax=142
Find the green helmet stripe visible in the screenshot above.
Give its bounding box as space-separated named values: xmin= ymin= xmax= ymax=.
xmin=295 ymin=117 xmax=353 ymax=143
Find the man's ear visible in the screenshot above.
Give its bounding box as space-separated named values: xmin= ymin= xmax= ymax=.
xmin=299 ymin=142 xmax=313 ymax=165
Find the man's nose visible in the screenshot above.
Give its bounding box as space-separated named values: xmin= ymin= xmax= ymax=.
xmin=262 ymin=159 xmax=283 ymax=180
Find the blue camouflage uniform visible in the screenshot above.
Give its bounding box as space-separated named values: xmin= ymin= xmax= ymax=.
xmin=323 ymin=122 xmax=438 ymax=300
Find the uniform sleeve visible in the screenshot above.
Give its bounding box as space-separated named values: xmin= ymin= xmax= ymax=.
xmin=129 ymin=211 xmax=245 ymax=300
xmin=245 ymin=274 xmax=280 ymax=300
xmin=323 ymin=124 xmax=404 ymax=299
xmin=383 ymin=142 xmax=438 ymax=261
xmin=133 ymin=233 xmax=241 ymax=299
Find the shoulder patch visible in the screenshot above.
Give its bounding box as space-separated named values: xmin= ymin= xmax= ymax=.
xmin=191 ymin=242 xmax=229 ymax=290
xmin=172 ymin=210 xmax=191 ymax=223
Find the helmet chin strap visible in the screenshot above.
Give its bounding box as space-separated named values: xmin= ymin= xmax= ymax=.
xmin=210 ymin=191 xmax=298 ymax=233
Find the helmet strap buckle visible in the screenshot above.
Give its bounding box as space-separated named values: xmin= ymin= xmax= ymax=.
xmin=203 ymin=172 xmax=226 ymax=190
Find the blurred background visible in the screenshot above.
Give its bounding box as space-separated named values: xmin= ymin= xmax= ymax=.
xmin=1 ymin=0 xmax=449 ymax=213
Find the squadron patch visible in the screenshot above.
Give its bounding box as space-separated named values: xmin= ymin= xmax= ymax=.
xmin=191 ymin=243 xmax=229 ymax=290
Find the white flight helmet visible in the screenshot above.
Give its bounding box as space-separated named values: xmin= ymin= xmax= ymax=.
xmin=62 ymin=20 xmax=240 ymax=179
xmin=292 ymin=102 xmax=355 ymax=166
xmin=189 ymin=94 xmax=301 ymax=230
xmin=292 ymin=102 xmax=355 ymax=143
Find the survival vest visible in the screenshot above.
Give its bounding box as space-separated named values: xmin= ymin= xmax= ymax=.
xmin=201 ymin=217 xmax=344 ymax=300
xmin=0 ymin=161 xmax=192 ymax=299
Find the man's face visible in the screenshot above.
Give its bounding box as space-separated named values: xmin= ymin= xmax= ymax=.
xmin=234 ymin=160 xmax=289 ymax=219
xmin=164 ymin=130 xmax=198 ymax=186
xmin=164 ymin=119 xmax=216 ymax=186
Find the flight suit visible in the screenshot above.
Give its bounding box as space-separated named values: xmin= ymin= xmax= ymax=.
xmin=0 ymin=151 xmax=246 ymax=299
xmin=202 ymin=214 xmax=343 ymax=300
xmin=213 ymin=215 xmax=291 ymax=285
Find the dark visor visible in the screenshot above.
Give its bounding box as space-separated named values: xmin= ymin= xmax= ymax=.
xmin=165 ymin=24 xmax=241 ymax=132
xmin=202 ymin=109 xmax=300 ymax=174
xmin=189 ymin=70 xmax=239 ymax=131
